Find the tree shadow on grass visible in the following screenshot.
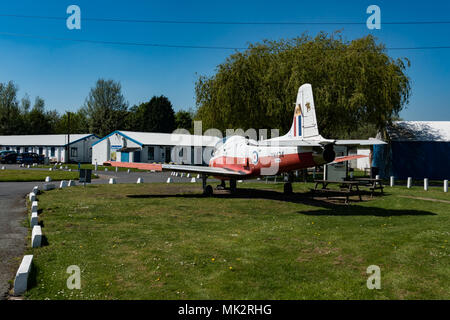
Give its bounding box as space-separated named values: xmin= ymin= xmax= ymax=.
xmin=127 ymin=188 xmax=436 ymax=217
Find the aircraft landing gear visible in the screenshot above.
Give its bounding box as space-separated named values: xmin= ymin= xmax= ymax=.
xmin=283 ymin=182 xmax=293 ymax=195
xmin=283 ymin=172 xmax=294 ymax=195
xmin=202 ymin=174 xmax=213 ymax=196
xmin=216 ymin=180 xmax=226 ymax=190
xmin=230 ymin=179 xmax=237 ymax=194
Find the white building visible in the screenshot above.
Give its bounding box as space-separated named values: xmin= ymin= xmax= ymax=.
xmin=0 ymin=134 xmax=100 ymax=163
xmin=92 ymin=130 xmax=220 ymax=166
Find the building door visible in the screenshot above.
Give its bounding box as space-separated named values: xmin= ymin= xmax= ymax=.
xmin=134 ymin=151 xmax=141 ymax=162
xmin=165 ymin=147 xmax=171 ymax=163
xmin=121 ymin=152 xmax=129 ymax=162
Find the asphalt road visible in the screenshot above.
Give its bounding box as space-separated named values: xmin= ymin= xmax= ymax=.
xmin=0 ymin=181 xmax=36 ymax=299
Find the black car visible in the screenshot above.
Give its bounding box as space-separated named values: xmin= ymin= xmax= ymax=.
xmin=0 ymin=151 xmax=18 ymax=164
xmin=16 ymin=152 xmax=44 ymax=164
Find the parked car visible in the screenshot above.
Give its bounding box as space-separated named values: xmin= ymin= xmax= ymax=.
xmin=0 ymin=151 xmax=18 ymax=164
xmin=16 ymin=152 xmax=45 ymax=165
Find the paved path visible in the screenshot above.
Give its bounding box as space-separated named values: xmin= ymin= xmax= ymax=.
xmin=0 ymin=181 xmax=36 ymax=299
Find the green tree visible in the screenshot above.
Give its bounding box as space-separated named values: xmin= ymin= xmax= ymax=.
xmin=175 ymin=110 xmax=194 ymax=132
xmin=83 ymin=79 xmax=128 ymax=136
xmin=27 ymin=97 xmax=55 ymax=134
xmin=195 ymin=32 xmax=411 ymax=138
xmin=0 ymin=81 xmax=23 ymax=135
xmin=129 ymin=95 xmax=175 ymax=133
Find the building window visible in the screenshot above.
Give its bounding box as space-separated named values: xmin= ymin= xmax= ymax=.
xmin=24 ymin=147 xmax=29 ymax=152
xmin=6 ymin=147 xmax=9 ymax=151
xmin=148 ymin=147 xmax=155 ymax=161
xmin=71 ymin=147 xmax=78 ymax=157
xmin=51 ymin=147 xmax=55 ymax=157
xmin=38 ymin=147 xmax=43 ymax=155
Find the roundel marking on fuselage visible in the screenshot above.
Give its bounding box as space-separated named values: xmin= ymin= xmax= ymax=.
xmin=252 ymin=151 xmax=259 ymax=164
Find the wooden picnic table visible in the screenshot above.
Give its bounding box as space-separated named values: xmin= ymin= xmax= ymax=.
xmin=312 ymin=180 xmax=362 ymax=204
xmin=351 ymin=178 xmax=384 ymax=197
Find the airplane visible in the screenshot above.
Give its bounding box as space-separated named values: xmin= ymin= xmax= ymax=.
xmin=106 ymin=84 xmax=386 ymax=195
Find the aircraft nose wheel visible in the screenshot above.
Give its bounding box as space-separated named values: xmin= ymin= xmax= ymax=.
xmin=203 ymin=185 xmax=213 ymax=196
xmin=284 ymin=182 xmax=293 ymax=195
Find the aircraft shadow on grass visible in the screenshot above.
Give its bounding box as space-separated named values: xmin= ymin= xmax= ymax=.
xmin=126 ymin=188 xmax=436 ymax=217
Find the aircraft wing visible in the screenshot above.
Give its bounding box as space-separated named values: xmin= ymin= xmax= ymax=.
xmin=334 ymin=138 xmax=387 ymax=146
xmin=104 ymin=161 xmax=248 ymax=177
xmin=257 ymin=140 xmax=323 ymax=147
xmin=331 ymin=154 xmax=368 ymax=164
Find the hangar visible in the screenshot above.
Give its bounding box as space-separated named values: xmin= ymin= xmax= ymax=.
xmin=0 ymin=134 xmax=100 ymax=163
xmin=372 ymin=121 xmax=450 ymax=180
xmin=91 ymin=130 xmax=220 ymax=166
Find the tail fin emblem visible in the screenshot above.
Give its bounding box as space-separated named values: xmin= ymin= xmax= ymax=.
xmin=305 ymin=102 xmax=311 ymax=112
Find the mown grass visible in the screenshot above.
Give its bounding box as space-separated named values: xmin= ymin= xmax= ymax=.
xmin=25 ymin=182 xmax=449 ymax=300
xmin=0 ymin=169 xmax=80 ymax=182
xmin=37 ymin=163 xmax=147 ymax=172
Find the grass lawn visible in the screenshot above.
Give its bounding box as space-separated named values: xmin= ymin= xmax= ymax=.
xmin=36 ymin=163 xmax=147 ymax=172
xmin=0 ymin=169 xmax=81 ymax=182
xmin=24 ymin=182 xmax=449 ymax=300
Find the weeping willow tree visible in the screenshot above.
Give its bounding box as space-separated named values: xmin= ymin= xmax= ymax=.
xmin=195 ymin=32 xmax=410 ymax=139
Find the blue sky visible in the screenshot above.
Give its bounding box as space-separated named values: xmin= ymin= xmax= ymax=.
xmin=0 ymin=0 xmax=449 ymax=121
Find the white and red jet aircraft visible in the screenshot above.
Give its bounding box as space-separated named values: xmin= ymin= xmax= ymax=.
xmin=108 ymin=84 xmax=385 ymax=195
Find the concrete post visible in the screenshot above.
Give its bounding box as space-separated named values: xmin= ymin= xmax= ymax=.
xmin=390 ymin=176 xmax=394 ymax=187
xmin=444 ymin=180 xmax=448 ymax=193
xmin=407 ymin=177 xmax=412 ymax=188
xmin=424 ymin=178 xmax=429 ymax=191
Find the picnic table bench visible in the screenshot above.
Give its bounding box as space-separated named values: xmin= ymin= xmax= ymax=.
xmin=351 ymin=178 xmax=384 ymax=197
xmin=312 ymin=180 xmax=362 ymax=204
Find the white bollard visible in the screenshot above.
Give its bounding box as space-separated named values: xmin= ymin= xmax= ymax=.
xmin=95 ymin=163 xmax=98 ymax=171
xmin=59 ymin=180 xmax=68 ymax=188
xmin=27 ymin=165 xmax=30 ymax=169
xmin=105 ymin=168 xmax=108 ymax=172
xmin=59 ymin=166 xmax=63 ymax=170
xmin=31 ymin=225 xmax=42 ymax=248
xmin=238 ymin=180 xmax=243 ymax=183
xmin=175 ymin=172 xmax=179 ymax=177
xmin=390 ymin=176 xmax=394 ymax=187
xmin=49 ymin=168 xmax=53 ymax=171
xmin=137 ymin=177 xmax=143 ymax=184
xmin=68 ymin=180 xmax=76 ymax=187
xmin=190 ymin=177 xmax=196 ymax=183
xmin=13 ymin=255 xmax=33 ymax=295
xmin=424 ymin=178 xmax=429 ymax=191
xmin=31 ymin=201 xmax=38 ymax=213
xmin=187 ymin=173 xmax=190 ymax=178
xmin=180 ymin=173 xmax=184 ymax=178
xmin=1 ymin=166 xmax=5 ymax=170
xmin=109 ymin=178 xmax=116 ymax=184
xmin=32 ymin=186 xmax=39 ymax=195
xmin=127 ymin=169 xmax=130 ymax=174
xmin=29 ymin=192 xmax=36 ymax=202
xmin=115 ymin=166 xmax=118 ymax=172
xmin=444 ymin=180 xmax=448 ymax=193
xmin=45 ymin=176 xmax=52 ymax=182
xmin=30 ymin=212 xmax=38 ymax=228
xmin=167 ymin=177 xmax=173 ymax=183
xmin=407 ymin=177 xmax=412 ymax=189
xmin=68 ymin=168 xmax=72 ymax=172
xmin=375 ymin=175 xmax=380 ymax=180
xmin=197 ymin=174 xmax=200 ymax=179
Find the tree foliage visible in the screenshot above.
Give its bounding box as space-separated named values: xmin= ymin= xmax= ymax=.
xmin=127 ymin=95 xmax=175 ymax=133
xmin=175 ymin=110 xmax=194 ymax=132
xmin=83 ymin=79 xmax=128 ymax=137
xmin=195 ymin=32 xmax=411 ymax=138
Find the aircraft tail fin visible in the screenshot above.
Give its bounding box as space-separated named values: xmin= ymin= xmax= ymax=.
xmin=286 ymin=84 xmax=320 ymax=139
